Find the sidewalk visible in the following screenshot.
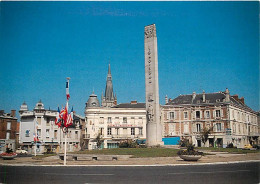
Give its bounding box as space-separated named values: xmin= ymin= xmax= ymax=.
xmin=0 ymin=152 xmax=259 ymax=166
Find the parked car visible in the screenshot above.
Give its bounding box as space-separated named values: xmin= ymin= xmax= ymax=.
xmin=16 ymin=148 xmax=28 ymax=154
xmin=244 ymin=144 xmax=252 ymax=149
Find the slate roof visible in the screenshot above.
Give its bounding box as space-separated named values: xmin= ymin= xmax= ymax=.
xmin=168 ymin=92 xmax=225 ymax=105
xmin=167 ymin=92 xmax=256 ymax=113
xmin=113 ymin=103 xmax=146 ymax=109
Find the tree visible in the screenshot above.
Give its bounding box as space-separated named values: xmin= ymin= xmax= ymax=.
xmin=94 ymin=133 xmax=103 ymax=149
xmin=201 ymin=127 xmax=213 ymax=146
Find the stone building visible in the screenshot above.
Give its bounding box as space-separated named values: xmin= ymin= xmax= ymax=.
xmin=162 ymin=89 xmax=259 ymax=148
xmin=19 ymin=101 xmax=81 ymax=154
xmin=84 ymin=64 xmax=146 ymax=149
xmin=0 ymin=110 xmax=18 ymax=153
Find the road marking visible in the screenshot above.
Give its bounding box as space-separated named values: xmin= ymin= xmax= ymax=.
xmin=168 ymin=170 xmax=251 ymax=175
xmin=44 ymin=173 xmax=114 ymax=176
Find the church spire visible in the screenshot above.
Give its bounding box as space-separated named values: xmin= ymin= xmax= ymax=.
xmin=102 ymin=63 xmax=116 ymax=107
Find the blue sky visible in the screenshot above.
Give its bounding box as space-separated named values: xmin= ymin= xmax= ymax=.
xmin=0 ymin=2 xmax=259 ymax=117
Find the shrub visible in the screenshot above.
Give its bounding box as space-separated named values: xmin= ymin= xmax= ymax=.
xmin=178 ymin=138 xmax=190 ymax=147
xmin=6 ymin=148 xmax=13 ymax=154
xmin=177 ymin=141 xmax=203 ymax=156
xmin=119 ymin=140 xmax=137 ymax=148
xmin=226 ymin=143 xmax=234 ymax=148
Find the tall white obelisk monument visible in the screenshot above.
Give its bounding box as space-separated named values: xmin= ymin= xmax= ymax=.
xmin=144 ymin=24 xmax=163 ymax=146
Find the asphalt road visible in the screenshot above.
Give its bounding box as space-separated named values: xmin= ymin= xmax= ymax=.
xmin=0 ymin=162 xmax=259 ymax=184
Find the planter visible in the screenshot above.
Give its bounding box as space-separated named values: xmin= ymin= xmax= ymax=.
xmin=179 ymin=155 xmax=202 ymax=161
xmin=1 ymin=153 xmax=17 ymax=160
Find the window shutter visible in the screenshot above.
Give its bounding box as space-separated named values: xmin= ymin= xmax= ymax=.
xmin=192 ymin=123 xmax=196 ymax=132
xmin=221 ymin=110 xmax=224 ymax=118
xmin=213 ymin=123 xmax=216 ymax=132
xmin=213 ymin=111 xmax=215 ymax=118
xmin=167 ymin=112 xmax=170 ymax=120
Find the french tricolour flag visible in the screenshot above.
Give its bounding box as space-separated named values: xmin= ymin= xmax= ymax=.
xmin=66 ymin=107 xmax=74 ymax=127
xmin=66 ymin=79 xmax=70 ymax=100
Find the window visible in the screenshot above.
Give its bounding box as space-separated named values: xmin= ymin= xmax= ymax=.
xmin=46 ymin=118 xmax=50 ymax=126
xmin=184 ymin=112 xmax=188 ymax=119
xmin=115 ymin=117 xmax=119 ymax=124
xmin=131 ymin=128 xmax=135 ymax=135
xmin=196 ymin=111 xmax=200 ymax=119
xmin=197 ymin=100 xmax=200 ymax=104
xmin=216 ymin=110 xmax=221 ymax=118
xmin=123 ymin=128 xmax=127 ymax=135
xmin=169 ymin=112 xmax=174 ymax=119
xmin=37 ymin=117 xmax=41 ymax=125
xmin=37 ymin=129 xmax=41 ymax=137
xmin=107 ymin=128 xmax=111 ymax=135
xmin=46 ymin=129 xmax=50 ymax=138
xmin=216 ymin=123 xmax=222 ymax=132
xmin=184 ymin=124 xmax=189 ymax=133
xmin=108 ymin=117 xmax=112 ymax=123
xmin=100 ymin=128 xmax=104 ymax=135
xmin=196 ymin=124 xmax=201 ymax=132
xmin=25 ymin=130 xmax=30 ymax=137
xmin=54 ymin=130 xmax=57 ymax=139
xmin=116 ymin=128 xmax=119 ymax=135
xmin=7 ymin=122 xmax=11 ymax=130
xmin=75 ymin=131 xmax=78 ymax=139
xmin=206 ymin=111 xmax=210 ymax=119
xmin=6 ymin=132 xmax=10 ymax=140
xmin=100 ymin=117 xmax=104 ymax=124
xmin=139 ymin=128 xmax=143 ymax=135
xmin=123 ymin=117 xmax=127 ymax=123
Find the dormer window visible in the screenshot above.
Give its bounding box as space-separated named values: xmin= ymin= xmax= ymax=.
xmin=206 ymin=100 xmax=210 ymax=103
xmin=216 ymin=99 xmax=221 ymax=102
xmin=197 ymin=100 xmax=200 ymax=104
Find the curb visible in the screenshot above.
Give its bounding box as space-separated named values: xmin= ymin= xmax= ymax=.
xmin=0 ymin=160 xmax=259 ymax=167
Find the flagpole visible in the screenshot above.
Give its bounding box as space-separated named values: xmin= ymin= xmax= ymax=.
xmin=64 ymin=77 xmax=70 ymax=166
xmin=34 ymin=119 xmax=37 ymax=157
xmin=64 ymin=128 xmax=67 ymax=166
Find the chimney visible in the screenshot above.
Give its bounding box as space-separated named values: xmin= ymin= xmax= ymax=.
xmin=225 ymin=88 xmax=230 ymax=102
xmin=0 ymin=110 xmax=4 ymax=116
xmin=165 ymin=95 xmax=168 ymax=104
xmin=11 ymin=110 xmax=16 ymax=117
xmin=192 ymin=92 xmax=196 ymax=101
xmin=232 ymin=94 xmax=239 ymax=101
xmin=239 ymin=97 xmax=245 ymax=104
xmin=114 ymin=99 xmax=117 ymax=105
xmin=202 ymin=90 xmax=206 ymax=103
xmin=130 ymin=100 xmax=137 ymax=104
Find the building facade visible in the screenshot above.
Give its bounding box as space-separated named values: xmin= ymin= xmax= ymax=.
xmin=0 ymin=110 xmax=18 ymax=153
xmin=19 ymin=101 xmax=82 ymax=154
xmin=162 ymin=89 xmax=259 ymax=148
xmin=84 ymin=64 xmax=146 ymax=149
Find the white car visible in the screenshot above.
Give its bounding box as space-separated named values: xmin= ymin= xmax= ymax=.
xmin=16 ymin=148 xmax=28 ymax=154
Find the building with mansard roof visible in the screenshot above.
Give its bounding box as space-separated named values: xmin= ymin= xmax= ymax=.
xmin=162 ymin=88 xmax=259 ymax=148
xmin=84 ymin=64 xmax=146 ymax=149
xmin=19 ymin=100 xmax=82 ymax=154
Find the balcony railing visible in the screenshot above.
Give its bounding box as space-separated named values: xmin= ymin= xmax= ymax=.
xmin=83 ymin=134 xmax=90 ymax=139
xmin=112 ymin=134 xmax=139 ymax=139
